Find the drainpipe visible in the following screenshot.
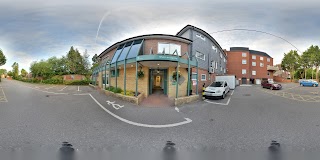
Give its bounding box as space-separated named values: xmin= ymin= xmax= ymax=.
xmin=135 ymin=61 xmax=138 ymax=97
xmin=104 ymin=63 xmax=107 ymax=90
xmin=109 ymin=62 xmax=111 ymax=90
xmin=176 ymin=61 xmax=179 ymax=98
xmin=187 ymin=52 xmax=190 ymax=96
xmin=196 ymin=59 xmax=199 ymax=95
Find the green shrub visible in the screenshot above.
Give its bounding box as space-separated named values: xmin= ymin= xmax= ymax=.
xmin=64 ymin=80 xmax=90 ymax=85
xmin=42 ymin=77 xmax=63 ymax=84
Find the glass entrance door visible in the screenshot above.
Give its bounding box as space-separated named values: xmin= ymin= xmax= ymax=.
xmin=149 ymin=69 xmax=168 ymax=95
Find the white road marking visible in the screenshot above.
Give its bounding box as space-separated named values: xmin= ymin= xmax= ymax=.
xmin=87 ymin=94 xmax=192 ymax=128
xmin=230 ymin=90 xmax=234 ymax=95
xmin=0 ymin=89 xmax=8 ymax=102
xmin=175 ymin=107 xmax=180 ymax=112
xmin=106 ymin=100 xmax=124 ymax=110
xmin=59 ymin=86 xmax=68 ymax=91
xmin=45 ymin=86 xmax=55 ymax=90
xmin=73 ymin=93 xmax=90 ymax=95
xmin=205 ymin=97 xmax=231 ymax=105
xmin=77 ymin=86 xmax=81 ymax=91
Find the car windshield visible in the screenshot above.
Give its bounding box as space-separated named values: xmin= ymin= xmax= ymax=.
xmin=268 ymin=80 xmax=274 ymax=84
xmin=210 ymin=82 xmax=224 ymax=87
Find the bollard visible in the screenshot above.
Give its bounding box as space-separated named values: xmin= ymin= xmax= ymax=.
xmin=268 ymin=140 xmax=281 ymax=160
xmin=59 ymin=142 xmax=75 ymax=160
xmin=163 ymin=141 xmax=176 ymax=160
xmin=202 ymin=83 xmax=206 ymax=100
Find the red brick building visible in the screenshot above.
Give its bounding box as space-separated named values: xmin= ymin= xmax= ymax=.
xmin=225 ymin=47 xmax=277 ymax=84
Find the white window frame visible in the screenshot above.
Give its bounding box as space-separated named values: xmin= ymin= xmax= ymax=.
xmin=224 ymin=68 xmax=226 ymax=73
xmin=191 ymin=73 xmax=197 ymax=80
xmin=260 ymin=57 xmax=264 ymax=61
xmin=215 ymin=62 xmax=218 ymax=69
xmin=252 ymin=62 xmax=256 ymax=66
xmin=242 ymin=69 xmax=246 ymax=75
xmin=157 ymin=43 xmax=181 ymax=56
xmin=195 ymin=51 xmax=205 ymax=60
xmin=201 ymin=74 xmax=206 ymax=81
xmin=220 ymin=52 xmax=223 ymax=59
xmin=242 ymin=59 xmax=247 ymax=64
xmin=260 ymin=62 xmax=264 ymax=67
xmin=242 ymin=52 xmax=247 ymax=57
xmin=252 ymin=55 xmax=256 ymax=59
xmin=196 ymin=34 xmax=205 ymax=41
xmin=212 ymin=45 xmax=217 ymax=52
xmin=267 ymin=58 xmax=270 ymax=62
xmin=252 ymin=71 xmax=256 ymax=75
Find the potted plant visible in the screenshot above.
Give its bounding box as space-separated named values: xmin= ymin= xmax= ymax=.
xmin=172 ymin=71 xmax=181 ymax=81
xmin=137 ymin=70 xmax=144 ymax=78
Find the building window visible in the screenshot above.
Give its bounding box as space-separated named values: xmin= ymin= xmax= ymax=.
xmin=191 ymin=73 xmax=197 ymax=80
xmin=196 ymin=34 xmax=205 ymax=41
xmin=252 ymin=62 xmax=256 ymax=66
xmin=260 ymin=63 xmax=264 ymax=67
xmin=242 ymin=59 xmax=247 ymax=64
xmin=267 ymin=58 xmax=270 ymax=62
xmin=201 ymin=74 xmax=206 ymax=81
xmin=224 ymin=58 xmax=226 ymax=62
xmin=220 ymin=67 xmax=223 ymax=71
xmin=242 ymin=52 xmax=247 ymax=57
xmin=242 ymin=69 xmax=246 ymax=75
xmin=260 ymin=57 xmax=264 ymax=61
xmin=220 ymin=52 xmax=223 ymax=59
xmin=215 ymin=62 xmax=218 ymax=69
xmin=111 ymin=69 xmax=119 ymax=77
xmin=224 ymin=68 xmax=226 ymax=73
xmin=252 ymin=71 xmax=256 ymax=75
xmin=158 ymin=43 xmax=181 ymax=56
xmin=252 ymin=55 xmax=256 ymax=59
xmin=195 ymin=51 xmax=205 ymax=60
xmin=212 ymin=45 xmax=217 ymax=52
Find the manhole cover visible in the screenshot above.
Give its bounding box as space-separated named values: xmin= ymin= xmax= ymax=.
xmin=46 ymin=95 xmax=50 ymax=97
xmin=243 ymin=94 xmax=251 ymax=96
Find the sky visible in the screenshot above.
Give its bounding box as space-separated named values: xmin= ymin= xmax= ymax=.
xmin=0 ymin=0 xmax=319 ymax=72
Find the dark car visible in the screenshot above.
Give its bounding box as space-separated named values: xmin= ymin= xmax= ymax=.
xmin=261 ymin=80 xmax=282 ymax=90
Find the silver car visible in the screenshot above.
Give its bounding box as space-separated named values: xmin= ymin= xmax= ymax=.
xmin=204 ymin=81 xmax=230 ymax=99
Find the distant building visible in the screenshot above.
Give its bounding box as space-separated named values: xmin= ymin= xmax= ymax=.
xmin=225 ymin=47 xmax=277 ymax=84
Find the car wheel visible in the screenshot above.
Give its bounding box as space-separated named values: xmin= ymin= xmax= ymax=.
xmin=221 ymin=92 xmax=225 ymax=99
xmin=270 ymin=87 xmax=273 ymax=90
xmin=313 ymin=84 xmax=316 ymax=87
xmin=300 ymin=84 xmax=304 ymax=87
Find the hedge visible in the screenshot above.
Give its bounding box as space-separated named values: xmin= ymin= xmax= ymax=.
xmin=64 ymin=80 xmax=90 ymax=85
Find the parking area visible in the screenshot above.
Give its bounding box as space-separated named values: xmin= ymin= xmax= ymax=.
xmin=258 ymin=83 xmax=320 ymax=102
xmin=203 ymin=90 xmax=235 ymax=105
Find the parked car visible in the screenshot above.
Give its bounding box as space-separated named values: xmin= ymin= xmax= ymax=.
xmin=261 ymin=80 xmax=282 ymax=90
xmin=300 ymin=80 xmax=319 ymax=87
xmin=204 ymin=81 xmax=230 ymax=99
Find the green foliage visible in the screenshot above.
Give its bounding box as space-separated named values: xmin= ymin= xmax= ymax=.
xmin=108 ymin=86 xmax=122 ymax=93
xmin=19 ymin=78 xmax=41 ymax=83
xmin=120 ymin=90 xmax=135 ymax=96
xmin=172 ymin=71 xmax=181 ymax=81
xmin=64 ymin=80 xmax=90 ymax=85
xmin=11 ymin=62 xmax=19 ymax=79
xmin=0 ymin=69 xmax=7 ymax=75
xmin=42 ymin=77 xmax=64 ymax=84
xmin=0 ymin=49 xmax=6 ymax=66
xmin=281 ymin=50 xmax=300 ymax=80
xmin=20 ymin=68 xmax=28 ymax=77
xmin=7 ymin=71 xmax=13 ymax=77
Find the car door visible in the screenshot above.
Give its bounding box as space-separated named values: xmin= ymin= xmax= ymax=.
xmin=224 ymin=82 xmax=230 ymax=93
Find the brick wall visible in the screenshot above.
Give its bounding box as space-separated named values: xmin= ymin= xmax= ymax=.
xmin=63 ymin=74 xmax=86 ymax=81
xmin=191 ymin=68 xmax=215 ymax=94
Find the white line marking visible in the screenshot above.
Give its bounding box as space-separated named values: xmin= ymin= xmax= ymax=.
xmin=73 ymin=93 xmax=90 ymax=95
xmin=0 ymin=89 xmax=8 ymax=102
xmin=87 ymin=94 xmax=192 ymax=128
xmin=175 ymin=107 xmax=180 ymax=112
xmin=77 ymin=86 xmax=81 ymax=91
xmin=45 ymin=86 xmax=55 ymax=90
xmin=106 ymin=100 xmax=124 ymax=110
xmin=59 ymin=86 xmax=68 ymax=91
xmin=205 ymin=97 xmax=231 ymax=105
xmin=230 ymin=90 xmax=234 ymax=96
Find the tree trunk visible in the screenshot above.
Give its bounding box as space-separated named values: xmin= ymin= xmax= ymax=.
xmin=312 ymin=69 xmax=314 ymax=80
xmin=305 ymin=68 xmax=307 ymax=79
xmin=316 ymin=66 xmax=319 ymax=82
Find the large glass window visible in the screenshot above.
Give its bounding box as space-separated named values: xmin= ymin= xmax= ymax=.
xmin=158 ymin=43 xmax=181 ymax=56
xmin=192 ymin=73 xmax=197 ymax=80
xmin=117 ymin=42 xmax=132 ymax=62
xmin=127 ymin=40 xmax=143 ymax=59
xmin=111 ymin=45 xmax=124 ymax=63
xmin=242 ymin=69 xmax=246 ymax=74
xmin=252 ymin=71 xmax=256 ymax=75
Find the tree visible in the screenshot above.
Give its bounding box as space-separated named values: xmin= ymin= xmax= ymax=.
xmin=307 ymin=45 xmax=320 ymax=81
xmin=66 ymin=46 xmax=85 ymax=74
xmin=11 ymin=62 xmax=19 ymax=79
xmin=281 ymin=50 xmax=300 ymax=81
xmin=7 ymin=71 xmax=13 ymax=77
xmin=0 ymin=69 xmax=7 ymax=75
xmin=21 ymin=68 xmax=28 ymax=77
xmin=300 ymin=50 xmax=312 ymax=79
xmin=0 ymin=49 xmax=6 ymax=66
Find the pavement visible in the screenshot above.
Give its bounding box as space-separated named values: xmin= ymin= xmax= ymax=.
xmin=1 ymin=79 xmax=320 ymax=152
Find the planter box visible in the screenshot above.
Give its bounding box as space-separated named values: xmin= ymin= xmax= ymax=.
xmin=174 ymin=95 xmax=200 ymax=106
xmin=104 ymin=90 xmax=145 ymax=105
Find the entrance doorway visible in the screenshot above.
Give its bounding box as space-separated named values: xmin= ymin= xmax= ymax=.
xmin=149 ymin=69 xmax=168 ymax=95
xmin=242 ymin=77 xmax=247 ymax=84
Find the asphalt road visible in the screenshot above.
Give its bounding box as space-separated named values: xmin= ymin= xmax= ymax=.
xmin=1 ymin=79 xmax=320 ymax=152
